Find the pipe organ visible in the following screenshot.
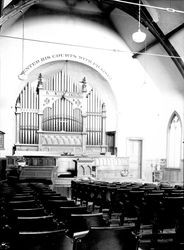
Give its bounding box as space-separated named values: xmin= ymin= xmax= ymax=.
xmin=15 ymin=70 xmax=107 ymax=155
xmin=16 ymin=83 xmax=39 ymax=145
xmin=86 ymin=89 xmax=103 ymax=146
xmin=42 ymin=99 xmax=82 ymax=132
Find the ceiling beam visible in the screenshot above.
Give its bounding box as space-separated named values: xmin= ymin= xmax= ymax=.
xmin=1 ymin=0 xmax=184 ymax=79
xmin=166 ymin=23 xmax=184 ymax=39
xmin=0 ymin=0 xmax=4 ymax=17
xmin=133 ymin=23 xmax=184 ymax=58
xmin=102 ymin=0 xmax=184 ymax=79
xmin=1 ymin=0 xmax=108 ymax=28
xmin=0 ymin=0 xmax=40 ymax=27
xmin=139 ymin=6 xmax=184 ymax=79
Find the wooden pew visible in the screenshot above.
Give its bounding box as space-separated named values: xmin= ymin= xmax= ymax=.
xmin=13 ymin=207 xmax=46 ymax=217
xmin=73 ymin=226 xmax=138 ymax=250
xmin=17 ymin=215 xmax=60 ymax=232
xmin=70 ymin=213 xmax=107 ymax=235
xmin=16 ymin=229 xmax=73 ymax=250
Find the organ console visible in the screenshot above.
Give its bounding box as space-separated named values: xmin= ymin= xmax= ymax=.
xmin=14 ymin=70 xmax=107 ymax=156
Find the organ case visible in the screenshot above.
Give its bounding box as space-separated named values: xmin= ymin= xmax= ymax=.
xmin=15 ymin=71 xmax=107 ymax=156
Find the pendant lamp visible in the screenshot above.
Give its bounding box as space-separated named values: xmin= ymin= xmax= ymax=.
xmin=132 ymin=0 xmax=146 ymax=43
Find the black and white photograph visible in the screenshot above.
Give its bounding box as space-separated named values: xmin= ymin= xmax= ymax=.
xmin=0 ymin=0 xmax=184 ymax=249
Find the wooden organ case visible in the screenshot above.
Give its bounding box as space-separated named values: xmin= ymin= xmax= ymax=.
xmin=14 ymin=71 xmax=107 ymax=156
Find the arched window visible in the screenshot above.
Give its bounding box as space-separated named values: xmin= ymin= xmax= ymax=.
xmin=167 ymin=112 xmax=182 ymax=168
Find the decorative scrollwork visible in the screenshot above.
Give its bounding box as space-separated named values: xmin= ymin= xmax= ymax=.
xmin=120 ymin=169 xmax=129 ymax=177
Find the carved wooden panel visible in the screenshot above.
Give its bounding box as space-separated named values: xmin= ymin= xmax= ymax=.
xmin=40 ymin=133 xmax=82 ymax=145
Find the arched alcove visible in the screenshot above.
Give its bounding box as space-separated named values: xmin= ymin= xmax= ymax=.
xmin=167 ymin=111 xmax=182 ymax=168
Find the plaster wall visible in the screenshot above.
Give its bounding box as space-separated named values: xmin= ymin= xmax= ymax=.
xmin=0 ymin=11 xmax=183 ymax=182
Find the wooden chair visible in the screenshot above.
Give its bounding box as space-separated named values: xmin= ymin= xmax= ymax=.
xmin=56 ymin=206 xmax=87 ymax=220
xmin=9 ymin=195 xmax=35 ymax=201
xmin=17 ymin=215 xmax=60 ymax=232
xmin=42 ymin=195 xmax=67 ymax=201
xmin=104 ymin=186 xmax=117 ymax=212
xmin=56 ymin=206 xmax=88 ymax=228
xmin=46 ymin=199 xmax=76 ymax=213
xmin=140 ymin=193 xmax=163 ymax=227
xmin=120 ymin=191 xmax=144 ymax=230
xmin=0 ymin=214 xmax=19 ymax=248
xmin=138 ymin=193 xmax=164 ymax=250
xmin=175 ymin=207 xmax=184 ymax=248
xmin=15 ymin=229 xmax=73 ymax=250
xmin=73 ymin=226 xmax=139 ymax=250
xmin=9 ymin=200 xmax=39 ymax=209
xmin=149 ymin=197 xmax=184 ymax=250
xmin=13 ymin=207 xmax=46 ymax=217
xmin=37 ymin=191 xmax=58 ymax=199
xmin=70 ymin=213 xmax=107 ymax=235
xmin=157 ymin=197 xmax=184 ymax=231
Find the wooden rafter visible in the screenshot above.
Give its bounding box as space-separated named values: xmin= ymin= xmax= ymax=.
xmin=1 ymin=0 xmax=184 ymax=79
xmin=139 ymin=5 xmax=184 ymax=78
xmin=0 ymin=0 xmax=4 ymax=17
xmin=99 ymin=0 xmax=184 ymax=79
xmin=133 ymin=23 xmax=184 ymax=58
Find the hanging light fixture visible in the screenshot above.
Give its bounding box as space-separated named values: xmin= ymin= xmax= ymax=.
xmin=132 ymin=0 xmax=146 ymax=43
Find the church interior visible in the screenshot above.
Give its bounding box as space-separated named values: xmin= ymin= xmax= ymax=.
xmin=0 ymin=0 xmax=184 ymax=249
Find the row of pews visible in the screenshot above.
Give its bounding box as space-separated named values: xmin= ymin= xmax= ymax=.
xmin=1 ymin=178 xmax=184 ymax=250
xmin=0 ymin=181 xmax=73 ymax=250
xmin=0 ymin=180 xmax=139 ymax=250
xmin=71 ymin=179 xmax=184 ymax=250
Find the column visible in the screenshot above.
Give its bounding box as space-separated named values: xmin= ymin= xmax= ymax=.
xmin=101 ymin=102 xmax=107 ymax=154
xmin=81 ymin=77 xmax=87 ymax=154
xmin=37 ymin=73 xmax=44 ymax=150
xmin=15 ymin=101 xmax=21 ymax=144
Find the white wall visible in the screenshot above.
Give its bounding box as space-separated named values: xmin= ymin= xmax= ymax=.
xmin=0 ymin=9 xmax=184 ymax=182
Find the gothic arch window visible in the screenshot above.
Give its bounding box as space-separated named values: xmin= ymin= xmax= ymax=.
xmin=85 ymin=165 xmax=91 ymax=176
xmin=78 ymin=165 xmax=85 ymax=176
xmin=167 ymin=112 xmax=182 ymax=168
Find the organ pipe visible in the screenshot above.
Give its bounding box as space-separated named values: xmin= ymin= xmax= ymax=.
xmin=16 ymin=69 xmax=105 ymax=146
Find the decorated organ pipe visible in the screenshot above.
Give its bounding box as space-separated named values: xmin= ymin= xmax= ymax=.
xmin=15 ymin=68 xmax=106 ymax=147
xmin=85 ymin=88 xmax=103 ymax=146
xmin=15 ymin=82 xmax=39 ymax=145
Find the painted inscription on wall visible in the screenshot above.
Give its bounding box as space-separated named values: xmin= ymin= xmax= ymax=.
xmin=19 ymin=53 xmax=111 ymax=81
